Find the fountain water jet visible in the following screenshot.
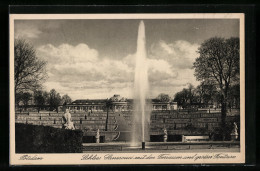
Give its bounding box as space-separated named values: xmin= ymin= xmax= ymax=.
xmin=132 ymin=20 xmax=150 ymax=147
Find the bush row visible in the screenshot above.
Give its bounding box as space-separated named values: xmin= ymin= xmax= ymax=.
xmin=15 ymin=123 xmax=83 ymax=153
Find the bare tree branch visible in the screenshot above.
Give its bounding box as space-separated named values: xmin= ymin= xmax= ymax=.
xmin=14 ymin=38 xmax=47 ymax=95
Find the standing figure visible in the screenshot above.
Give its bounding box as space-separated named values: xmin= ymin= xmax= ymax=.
xmin=230 ymin=122 xmax=238 ymax=141
xmin=63 ymin=109 xmax=75 ymax=130
xmin=95 ymin=129 xmax=100 ymax=143
xmin=163 ymin=128 xmax=168 ymax=142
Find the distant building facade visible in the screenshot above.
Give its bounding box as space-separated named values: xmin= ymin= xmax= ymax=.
xmin=67 ymin=94 xmax=178 ymax=112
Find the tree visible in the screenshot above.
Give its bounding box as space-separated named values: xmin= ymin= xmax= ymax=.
xmin=195 ymin=82 xmax=217 ymax=107
xmin=173 ymin=88 xmax=189 ymax=108
xmin=195 ymin=84 xmax=204 ymax=105
xmin=173 ymin=84 xmax=196 ymax=108
xmin=21 ymin=92 xmax=32 ymax=110
xmin=187 ymin=83 xmax=196 ymax=106
xmin=42 ymin=91 xmax=49 ymax=105
xmin=34 ymin=90 xmax=49 ymax=112
xmin=227 ymin=84 xmax=240 ymax=109
xmin=193 ymin=37 xmax=239 ymax=139
xmin=212 ymin=91 xmax=222 ymax=108
xmin=15 ymin=92 xmax=23 ymax=107
xmin=14 ymin=39 xmax=47 ymax=95
xmin=61 ymin=94 xmax=72 ymax=105
xmin=173 ymin=91 xmax=184 ymax=108
xmin=48 ymin=89 xmax=62 ymax=112
xmin=156 ymin=93 xmax=171 ymax=102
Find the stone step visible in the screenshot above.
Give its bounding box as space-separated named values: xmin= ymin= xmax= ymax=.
xmin=16 ymin=112 xmax=116 ymax=116
xmin=16 ymin=116 xmax=115 ymax=120
xmin=15 ymin=122 xmax=116 ymax=131
xmin=16 ymin=120 xmax=116 ymax=125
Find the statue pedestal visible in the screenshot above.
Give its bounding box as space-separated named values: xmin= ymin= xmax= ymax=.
xmin=142 ymin=142 xmax=145 ymax=150
xmin=231 ymin=134 xmax=238 ymax=141
xmin=163 ymin=135 xmax=167 ymax=142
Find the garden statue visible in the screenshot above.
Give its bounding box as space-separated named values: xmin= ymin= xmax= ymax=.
xmin=63 ymin=109 xmax=75 ymax=130
xmin=96 ymin=129 xmax=100 ymax=143
xmin=230 ymin=122 xmax=238 ymax=141
xmin=163 ymin=128 xmax=168 ymax=142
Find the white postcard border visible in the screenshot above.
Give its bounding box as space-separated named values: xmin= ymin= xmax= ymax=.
xmin=9 ymin=13 xmax=245 ymax=165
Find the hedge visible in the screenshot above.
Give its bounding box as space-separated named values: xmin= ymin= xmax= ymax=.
xmin=15 ymin=123 xmax=83 ymax=153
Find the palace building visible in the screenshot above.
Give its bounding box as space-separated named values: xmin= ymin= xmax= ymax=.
xmin=67 ymin=94 xmax=178 ymax=112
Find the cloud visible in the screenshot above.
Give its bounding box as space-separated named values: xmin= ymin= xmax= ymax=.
xmin=37 ymin=40 xmax=199 ymax=100
xmin=149 ymin=68 xmax=199 ymax=98
xmin=149 ymin=40 xmax=199 ymax=69
xmin=146 ymin=40 xmax=200 ymax=97
xmin=148 ymin=58 xmax=176 ymax=76
xmin=37 ymin=43 xmax=98 ymax=63
xmin=15 ymin=23 xmax=42 ymax=39
xmin=159 ymin=40 xmax=176 ymax=55
xmin=122 ymin=54 xmax=177 ymax=82
xmin=37 ymin=43 xmax=135 ymax=99
xmin=15 ymin=21 xmax=63 ymax=39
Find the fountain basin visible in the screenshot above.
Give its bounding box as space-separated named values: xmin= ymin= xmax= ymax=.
xmin=82 ymin=141 xmax=240 ymax=152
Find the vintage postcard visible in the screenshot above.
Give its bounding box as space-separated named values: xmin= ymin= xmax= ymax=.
xmin=9 ymin=13 xmax=245 ymax=165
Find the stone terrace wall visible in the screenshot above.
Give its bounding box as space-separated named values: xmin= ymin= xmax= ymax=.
xmin=120 ymin=110 xmax=240 ymax=136
xmin=15 ymin=111 xmax=118 ymax=131
xmin=15 ymin=110 xmax=240 ymax=136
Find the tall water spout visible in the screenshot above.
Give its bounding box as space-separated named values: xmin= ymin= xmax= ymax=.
xmin=132 ymin=20 xmax=150 ymax=145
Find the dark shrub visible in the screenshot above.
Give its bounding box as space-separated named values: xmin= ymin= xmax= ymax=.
xmin=210 ymin=122 xmax=240 ymax=141
xmin=15 ymin=123 xmax=83 ymax=153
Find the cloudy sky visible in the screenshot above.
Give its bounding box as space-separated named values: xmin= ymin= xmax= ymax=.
xmin=14 ymin=19 xmax=239 ymax=100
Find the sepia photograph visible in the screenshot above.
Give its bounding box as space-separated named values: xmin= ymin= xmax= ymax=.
xmin=9 ymin=14 xmax=245 ymax=165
